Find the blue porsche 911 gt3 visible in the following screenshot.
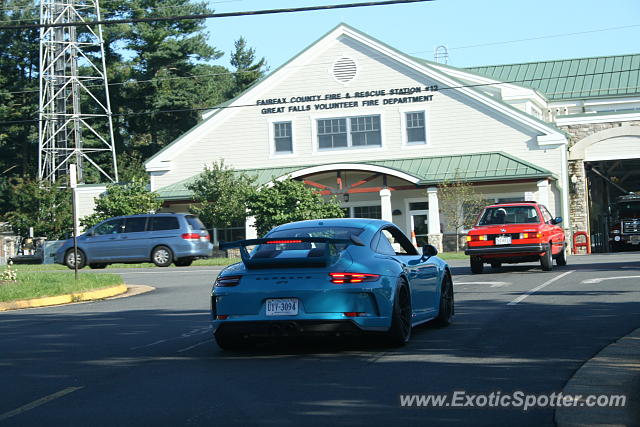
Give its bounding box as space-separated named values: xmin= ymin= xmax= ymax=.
xmin=211 ymin=218 xmax=453 ymax=349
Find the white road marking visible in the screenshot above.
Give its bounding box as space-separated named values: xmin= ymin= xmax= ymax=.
xmin=581 ymin=275 xmax=640 ymax=284
xmin=0 ymin=387 xmax=84 ymax=421
xmin=507 ymin=270 xmax=575 ymax=306
xmin=177 ymin=339 xmax=212 ymax=353
xmin=456 ymin=281 xmax=511 ymax=287
xmin=130 ymin=326 xmax=212 ymax=350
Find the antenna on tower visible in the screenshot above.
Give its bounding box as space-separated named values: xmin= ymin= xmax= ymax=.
xmin=38 ymin=0 xmax=118 ymax=184
xmin=434 ymin=45 xmax=449 ymax=64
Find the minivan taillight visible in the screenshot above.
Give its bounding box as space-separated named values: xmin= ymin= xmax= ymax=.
xmin=215 ymin=275 xmax=242 ymax=287
xmin=181 ymin=233 xmax=201 ymax=240
xmin=329 ymin=273 xmax=380 ymax=284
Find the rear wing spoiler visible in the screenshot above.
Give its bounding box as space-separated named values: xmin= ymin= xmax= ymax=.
xmin=219 ymin=235 xmax=365 ymax=269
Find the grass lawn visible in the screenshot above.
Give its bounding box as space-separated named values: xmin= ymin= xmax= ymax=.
xmin=0 ymin=271 xmax=124 ymax=302
xmin=438 ymin=252 xmax=469 ymax=260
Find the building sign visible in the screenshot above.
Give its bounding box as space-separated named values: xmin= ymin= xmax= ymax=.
xmin=257 ymin=85 xmax=438 ymax=114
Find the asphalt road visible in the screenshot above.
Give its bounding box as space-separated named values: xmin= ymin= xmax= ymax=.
xmin=1 ymin=253 xmax=639 ymax=426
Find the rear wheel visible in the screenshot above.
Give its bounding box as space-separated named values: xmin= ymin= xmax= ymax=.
xmin=435 ymin=273 xmax=454 ymax=326
xmin=540 ymin=244 xmax=553 ymax=271
xmin=174 ymin=258 xmax=193 ymax=267
xmin=470 ymin=257 xmax=484 ymax=274
xmin=555 ymin=244 xmax=567 ymax=266
xmin=64 ymin=249 xmax=86 ymax=270
xmin=385 ymin=282 xmax=412 ymax=346
xmin=151 ymin=245 xmax=173 ymax=267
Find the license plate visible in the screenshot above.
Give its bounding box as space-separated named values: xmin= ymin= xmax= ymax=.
xmin=495 ymin=235 xmax=512 ymax=245
xmin=266 ymin=298 xmax=298 ymax=316
xmin=630 ymin=235 xmax=640 ymax=244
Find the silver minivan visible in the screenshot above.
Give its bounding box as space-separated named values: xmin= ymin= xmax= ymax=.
xmin=55 ymin=213 xmax=213 ymax=269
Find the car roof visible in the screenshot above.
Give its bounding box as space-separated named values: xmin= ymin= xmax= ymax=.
xmin=271 ymin=218 xmax=392 ymax=233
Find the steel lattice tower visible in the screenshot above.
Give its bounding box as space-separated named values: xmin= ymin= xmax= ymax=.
xmin=38 ymin=0 xmax=118 ymax=183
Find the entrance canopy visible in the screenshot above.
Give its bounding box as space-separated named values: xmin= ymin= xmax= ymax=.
xmin=156 ymin=151 xmax=554 ymax=201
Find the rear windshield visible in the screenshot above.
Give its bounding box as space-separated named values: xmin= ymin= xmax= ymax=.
xmin=185 ymin=215 xmax=206 ymax=230
xmin=253 ymin=226 xmax=364 ymax=256
xmin=478 ymin=206 xmax=540 ymax=225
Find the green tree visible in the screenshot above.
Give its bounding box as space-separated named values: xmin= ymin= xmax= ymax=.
xmin=249 ymin=178 xmax=345 ymax=236
xmin=227 ymin=37 xmax=267 ymax=98
xmin=2 ymin=178 xmax=72 ymax=239
xmin=186 ymin=160 xmax=257 ymax=230
xmin=80 ymin=179 xmax=162 ymax=228
xmin=438 ymin=176 xmax=488 ymax=251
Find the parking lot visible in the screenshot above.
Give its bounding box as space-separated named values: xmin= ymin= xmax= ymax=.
xmin=1 ymin=253 xmax=639 ymax=426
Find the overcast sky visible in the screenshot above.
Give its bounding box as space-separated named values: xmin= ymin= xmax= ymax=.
xmin=205 ymin=0 xmax=640 ymax=71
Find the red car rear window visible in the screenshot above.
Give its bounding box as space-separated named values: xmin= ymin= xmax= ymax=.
xmin=478 ymin=206 xmax=540 ymax=225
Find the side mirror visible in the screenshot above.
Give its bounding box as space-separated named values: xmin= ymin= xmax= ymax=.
xmin=552 ymin=217 xmax=563 ymax=225
xmin=422 ymin=244 xmax=438 ymax=258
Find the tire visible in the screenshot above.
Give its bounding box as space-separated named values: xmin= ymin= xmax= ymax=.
xmin=151 ymin=245 xmax=173 ymax=267
xmin=490 ymin=262 xmax=502 ymax=269
xmin=540 ymin=244 xmax=553 ymax=271
xmin=555 ymin=244 xmax=567 ymax=266
xmin=470 ymin=257 xmax=484 ymax=274
xmin=89 ymin=263 xmax=108 ymax=269
xmin=214 ymin=331 xmax=249 ymax=351
xmin=174 ymin=258 xmax=193 ymax=267
xmin=435 ymin=273 xmax=454 ymax=326
xmin=385 ymin=282 xmax=412 ymax=346
xmin=64 ymin=249 xmax=86 ymax=270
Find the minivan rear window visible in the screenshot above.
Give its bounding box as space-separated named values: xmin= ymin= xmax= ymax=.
xmin=185 ymin=215 xmax=206 ymax=230
xmin=149 ymin=216 xmax=179 ymax=231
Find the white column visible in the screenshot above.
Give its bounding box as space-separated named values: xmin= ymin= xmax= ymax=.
xmin=245 ymin=216 xmax=258 ymax=239
xmin=427 ymin=187 xmax=441 ymax=234
xmin=537 ymin=180 xmax=550 ymax=210
xmin=380 ymin=188 xmax=392 ymax=222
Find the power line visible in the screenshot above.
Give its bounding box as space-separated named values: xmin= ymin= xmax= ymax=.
xmin=0 ymin=0 xmax=433 ymax=30
xmin=1 ymin=66 xmax=638 ymax=126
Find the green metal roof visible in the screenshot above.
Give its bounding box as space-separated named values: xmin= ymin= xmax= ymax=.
xmin=156 ymin=152 xmax=553 ymax=201
xmin=465 ymin=54 xmax=640 ymax=101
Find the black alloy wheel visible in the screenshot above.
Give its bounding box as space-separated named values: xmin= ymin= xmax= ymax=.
xmin=435 ymin=273 xmax=454 ymax=326
xmin=386 ymin=282 xmax=412 ymax=346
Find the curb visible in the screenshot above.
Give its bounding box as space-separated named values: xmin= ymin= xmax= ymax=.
xmin=0 ymin=284 xmax=128 ymax=311
xmin=555 ymin=327 xmax=640 ymax=427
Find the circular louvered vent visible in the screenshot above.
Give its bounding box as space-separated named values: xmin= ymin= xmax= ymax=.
xmin=332 ymin=57 xmax=357 ymax=84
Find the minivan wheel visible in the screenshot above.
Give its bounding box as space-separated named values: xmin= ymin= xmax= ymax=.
xmin=151 ymin=246 xmax=173 ymax=267
xmin=65 ymin=249 xmax=86 ymax=270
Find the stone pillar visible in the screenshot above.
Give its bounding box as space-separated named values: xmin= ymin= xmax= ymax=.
xmin=537 ymin=180 xmax=550 ymax=209
xmin=568 ymin=159 xmax=589 ymax=254
xmin=245 ymin=216 xmax=258 ymax=240
xmin=380 ymin=188 xmax=392 ymax=222
xmin=427 ymin=187 xmax=443 ymax=252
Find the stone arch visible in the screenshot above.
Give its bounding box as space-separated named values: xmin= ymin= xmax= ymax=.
xmin=569 ymin=125 xmax=640 ymax=161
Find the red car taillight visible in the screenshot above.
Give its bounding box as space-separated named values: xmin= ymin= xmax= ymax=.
xmin=329 ymin=273 xmax=380 ymax=284
xmin=215 ymin=275 xmax=242 ymax=287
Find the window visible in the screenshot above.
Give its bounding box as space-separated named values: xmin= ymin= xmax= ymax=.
xmin=372 ymin=227 xmax=418 ymax=256
xmin=405 ymin=111 xmax=426 ymax=144
xmin=124 ymin=217 xmax=147 ymax=233
xmin=274 ymin=121 xmax=292 ymax=153
xmin=317 ymin=115 xmax=381 ymax=150
xmin=409 ymin=202 xmax=428 ymax=211
xmin=352 ymin=205 xmax=382 ymax=219
xmin=94 ymin=218 xmax=125 ymax=235
xmin=478 ymin=206 xmax=540 ymax=225
xmin=149 ymin=216 xmax=179 ymax=231
xmin=185 ymin=215 xmax=206 ymax=230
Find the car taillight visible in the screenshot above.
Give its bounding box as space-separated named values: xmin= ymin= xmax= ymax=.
xmin=215 ymin=275 xmax=242 ymax=287
xmin=519 ymin=232 xmax=542 ymax=239
xmin=181 ymin=233 xmax=201 ymax=240
xmin=466 ymin=235 xmax=488 ymax=241
xmin=329 ymin=272 xmax=380 ymax=284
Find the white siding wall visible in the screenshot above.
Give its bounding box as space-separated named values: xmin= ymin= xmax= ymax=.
xmin=151 ymin=34 xmax=566 ymax=218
